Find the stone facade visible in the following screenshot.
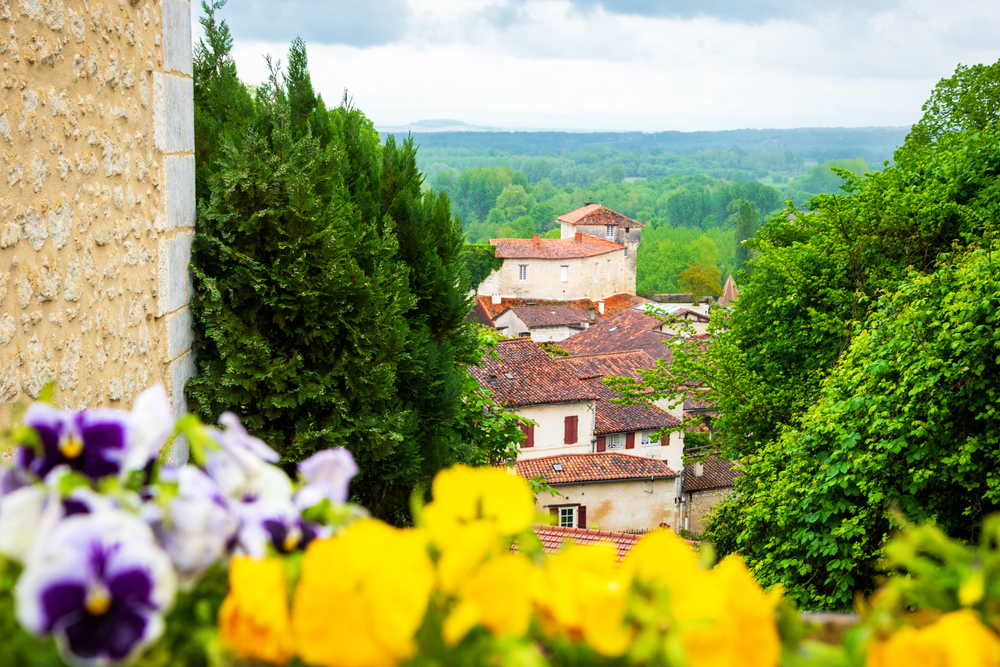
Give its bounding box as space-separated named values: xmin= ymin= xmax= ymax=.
xmin=477 ymin=249 xmax=633 ymax=301
xmin=686 ymin=487 xmax=734 ymax=535
xmin=540 ymin=477 xmax=677 ymax=533
xmin=0 ymin=0 xmax=194 ymax=443
xmin=561 ymin=222 xmax=640 ymax=277
xmin=515 ymin=401 xmax=596 ymax=460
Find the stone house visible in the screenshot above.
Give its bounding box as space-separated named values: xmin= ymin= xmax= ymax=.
xmin=517 ymin=452 xmax=678 ymax=533
xmin=492 ymin=304 xmax=590 ymax=342
xmin=468 ymin=338 xmax=599 ymax=460
xmin=681 ymin=455 xmax=738 ymax=535
xmin=557 ymin=204 xmax=643 ymax=279
xmin=477 ymin=233 xmax=632 ymax=301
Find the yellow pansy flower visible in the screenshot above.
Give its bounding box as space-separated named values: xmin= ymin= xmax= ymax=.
xmin=435 ymin=520 xmax=502 ymax=595
xmin=443 ymin=552 xmax=537 ymax=646
xmin=292 ymin=519 xmax=434 ymax=667
xmin=867 ymin=609 xmax=1000 ymax=667
xmin=218 ymin=556 xmax=296 ymax=666
xmin=422 ymin=464 xmax=534 ymax=540
xmin=535 ymin=543 xmax=633 ymax=657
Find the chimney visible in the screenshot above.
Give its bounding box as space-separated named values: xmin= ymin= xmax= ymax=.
xmin=574 ymin=232 xmax=583 ymax=242
xmin=491 ymin=294 xmax=501 ymax=305
xmin=588 ymin=307 xmax=596 ymax=322
xmin=598 ymin=301 xmax=605 ymax=315
xmin=533 ymin=234 xmax=540 ymax=242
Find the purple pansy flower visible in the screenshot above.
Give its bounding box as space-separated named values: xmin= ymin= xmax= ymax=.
xmin=154 ymin=466 xmax=239 ymax=587
xmin=294 ymin=448 xmax=358 ymax=510
xmin=16 ymin=511 xmax=176 ymax=666
xmin=22 ymin=405 xmax=132 ymax=481
xmin=234 ymin=497 xmax=327 ymax=557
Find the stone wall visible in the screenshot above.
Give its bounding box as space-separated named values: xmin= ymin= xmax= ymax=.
xmin=540 ymin=477 xmax=676 ymax=532
xmin=686 ymin=486 xmax=734 ymax=535
xmin=0 ymin=0 xmax=194 ymax=439
xmin=514 ymin=401 xmax=596 ymax=460
xmin=476 ymin=249 xmax=633 ymax=301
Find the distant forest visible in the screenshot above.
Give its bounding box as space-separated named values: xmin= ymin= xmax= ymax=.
xmin=390 ymin=127 xmax=909 ymax=296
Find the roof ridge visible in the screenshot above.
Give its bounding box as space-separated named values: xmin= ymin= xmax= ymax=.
xmin=534 ymin=524 xmax=641 ymax=540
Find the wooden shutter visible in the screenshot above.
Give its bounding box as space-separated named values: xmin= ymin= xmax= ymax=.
xmin=521 ymin=423 xmax=534 ymax=448
xmin=596 ymin=436 xmax=606 ymax=452
xmin=625 ymin=432 xmax=635 ymax=449
xmin=564 ymin=416 xmax=578 ymax=444
xmin=577 ymin=505 xmax=587 ymax=529
xmin=549 ymin=506 xmax=559 ymax=519
xmin=661 ymin=432 xmax=669 ymax=446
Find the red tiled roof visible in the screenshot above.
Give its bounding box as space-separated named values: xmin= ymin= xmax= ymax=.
xmin=529 ymin=525 xmax=640 ymax=562
xmin=500 ymin=304 xmax=589 ymax=329
xmin=556 ymin=204 xmax=645 ymax=229
xmin=584 ymin=378 xmax=681 ymax=435
xmin=683 ymin=455 xmax=739 ymax=492
xmin=491 ymin=235 xmax=624 ymax=259
xmin=560 ymin=309 xmax=674 ymax=361
xmin=468 ymin=339 xmax=598 ymax=407
xmin=469 ymin=294 xmax=648 ymax=326
xmin=516 ymin=452 xmax=677 ymax=484
xmin=555 ymin=349 xmax=657 ymax=381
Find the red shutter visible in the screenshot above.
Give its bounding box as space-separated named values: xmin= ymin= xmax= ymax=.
xmin=564 ymin=416 xmax=578 ymax=444
xmin=577 ymin=505 xmax=587 ymax=529
xmin=596 ymin=436 xmax=606 ymax=452
xmin=661 ymin=432 xmax=669 ymax=446
xmin=521 ymin=423 xmax=534 ymax=448
xmin=625 ymin=432 xmax=635 ymax=449
xmin=549 ymin=506 xmax=559 ymax=521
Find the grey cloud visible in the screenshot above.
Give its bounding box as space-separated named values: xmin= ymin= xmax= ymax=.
xmin=220 ymin=0 xmax=409 ymax=47
xmin=560 ymin=0 xmax=906 ymax=23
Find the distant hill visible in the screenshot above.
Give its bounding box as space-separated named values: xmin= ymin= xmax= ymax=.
xmin=380 ymin=126 xmax=911 ymax=163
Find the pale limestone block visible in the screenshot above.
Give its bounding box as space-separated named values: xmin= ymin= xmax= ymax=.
xmin=165 ymin=305 xmax=192 ymax=361
xmin=164 ymin=154 xmax=194 ymax=230
xmin=153 ymin=73 xmax=193 ymax=153
xmin=156 ymin=230 xmax=193 ymax=316
xmin=162 ymin=0 xmax=192 ymax=76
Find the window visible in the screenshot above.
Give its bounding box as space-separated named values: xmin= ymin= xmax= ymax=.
xmin=605 ymin=225 xmax=615 ymax=240
xmin=594 ymin=262 xmax=599 ymax=278
xmin=564 ymin=415 xmax=579 ymax=444
xmin=560 ymin=265 xmax=569 ymax=282
xmin=607 ymin=433 xmax=625 ymax=449
xmin=518 ymin=265 xmax=528 ymax=281
xmin=624 ymin=247 xmax=628 ymax=258
xmin=559 ymin=506 xmax=577 ymax=528
xmin=641 ymin=431 xmax=657 ymax=446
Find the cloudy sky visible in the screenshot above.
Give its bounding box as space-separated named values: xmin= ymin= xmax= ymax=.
xmin=218 ymin=0 xmax=1000 ymax=132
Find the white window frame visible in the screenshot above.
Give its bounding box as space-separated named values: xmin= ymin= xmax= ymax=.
xmin=641 ymin=431 xmax=658 ymax=446
xmin=559 ymin=506 xmax=577 ymax=528
xmin=607 ymin=433 xmax=625 ymax=449
xmin=605 ymin=225 xmax=614 ymax=240
xmin=594 ymin=262 xmax=599 ymax=278
xmin=518 ymin=264 xmax=528 ymax=281
xmin=560 ymin=265 xmax=569 ymax=282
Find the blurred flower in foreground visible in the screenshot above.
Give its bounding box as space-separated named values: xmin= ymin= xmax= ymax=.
xmin=293 ymin=519 xmax=434 ymax=667
xmin=443 ymin=552 xmax=536 ymax=646
xmin=536 ymin=543 xmax=633 ymax=657
xmin=15 ymin=511 xmax=176 ymax=666
xmin=294 ymin=447 xmax=358 ymax=510
xmin=219 ymin=556 xmax=295 ymax=666
xmin=866 ymin=609 xmax=1000 ymax=667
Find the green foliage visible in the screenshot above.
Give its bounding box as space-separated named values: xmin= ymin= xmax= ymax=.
xmin=462 ymin=244 xmax=504 ymax=291
xmin=190 ymin=19 xmax=483 ymax=523
xmin=620 ymin=57 xmax=1000 ymax=610
xmin=678 ymin=263 xmax=723 ymax=300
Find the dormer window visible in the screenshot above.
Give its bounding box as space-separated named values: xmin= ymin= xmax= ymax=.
xmin=605 ymin=225 xmax=614 ymax=239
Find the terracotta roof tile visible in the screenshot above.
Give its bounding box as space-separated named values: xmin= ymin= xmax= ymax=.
xmin=561 ymin=309 xmax=674 ymax=361
xmin=556 ymin=204 xmax=646 ymax=229
xmin=468 ymin=339 xmax=598 ymax=407
xmin=683 ymin=455 xmax=739 ymax=492
xmin=516 ymin=452 xmax=677 ymax=484
xmin=491 ymin=235 xmax=624 ymax=259
xmin=468 ymin=294 xmax=648 ymax=325
xmin=585 ymin=379 xmax=681 ymax=435
xmin=554 ymin=349 xmax=657 ymax=380
xmin=527 ymin=525 xmax=640 ymax=561
xmin=501 ymin=304 xmax=589 ymax=328
xmin=719 ymin=275 xmax=739 ymax=306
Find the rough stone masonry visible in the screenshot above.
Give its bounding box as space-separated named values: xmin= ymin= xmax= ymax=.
xmin=0 ymin=0 xmax=195 ymax=439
